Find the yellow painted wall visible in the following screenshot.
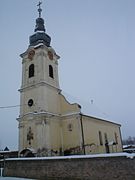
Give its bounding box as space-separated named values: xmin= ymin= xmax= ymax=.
xmin=82 ymin=115 xmax=122 ymax=154
xmin=61 ymin=116 xmax=82 ymax=151
xmin=60 ymin=94 xmax=80 ymax=115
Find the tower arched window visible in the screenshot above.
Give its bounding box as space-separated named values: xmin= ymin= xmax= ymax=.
xmin=49 ymin=65 xmax=54 ymax=78
xmin=29 ymin=64 xmax=34 ymax=78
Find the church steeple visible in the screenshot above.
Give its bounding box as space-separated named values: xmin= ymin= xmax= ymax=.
xmin=35 ymin=2 xmax=45 ymax=32
xmin=18 ymin=1 xmax=60 ymax=154
xmin=29 ymin=1 xmax=51 ymax=47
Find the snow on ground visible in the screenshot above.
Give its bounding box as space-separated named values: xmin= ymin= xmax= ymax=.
xmin=5 ymin=152 xmax=135 ymax=161
xmin=0 ymin=178 xmax=33 ymax=180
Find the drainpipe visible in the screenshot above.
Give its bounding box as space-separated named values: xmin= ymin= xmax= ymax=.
xmin=80 ymin=113 xmax=85 ymax=155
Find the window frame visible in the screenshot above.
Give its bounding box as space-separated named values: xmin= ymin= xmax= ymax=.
xmin=49 ymin=65 xmax=54 ymax=78
xmin=29 ymin=64 xmax=34 ymax=78
xmin=115 ymin=132 xmax=118 ymax=144
xmin=99 ymin=131 xmax=103 ymax=146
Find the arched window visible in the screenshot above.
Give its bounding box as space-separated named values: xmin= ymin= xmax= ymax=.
xmin=115 ymin=132 xmax=118 ymax=144
xmin=29 ymin=64 xmax=34 ymax=78
xmin=99 ymin=131 xmax=103 ymax=145
xmin=104 ymin=133 xmax=108 ymax=142
xmin=49 ymin=65 xmax=54 ymax=78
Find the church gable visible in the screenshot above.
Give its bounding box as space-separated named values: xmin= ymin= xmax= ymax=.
xmin=59 ymin=93 xmax=81 ymax=115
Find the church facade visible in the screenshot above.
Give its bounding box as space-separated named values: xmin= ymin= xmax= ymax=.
xmin=17 ymin=3 xmax=122 ymax=156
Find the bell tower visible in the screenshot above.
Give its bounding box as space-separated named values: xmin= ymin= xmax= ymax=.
xmin=18 ymin=2 xmax=61 ymax=155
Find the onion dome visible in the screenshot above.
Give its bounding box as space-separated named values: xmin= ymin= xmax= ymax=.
xmin=29 ymin=2 xmax=51 ymax=47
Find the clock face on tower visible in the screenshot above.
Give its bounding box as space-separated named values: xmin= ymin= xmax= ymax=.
xmin=48 ymin=51 xmax=53 ymax=60
xmin=28 ymin=99 xmax=34 ymax=107
xmin=28 ymin=50 xmax=35 ymax=60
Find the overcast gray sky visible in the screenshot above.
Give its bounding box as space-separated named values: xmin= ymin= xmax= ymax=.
xmin=0 ymin=0 xmax=135 ymax=150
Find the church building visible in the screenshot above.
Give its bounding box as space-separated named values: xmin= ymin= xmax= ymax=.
xmin=17 ymin=3 xmax=122 ymax=157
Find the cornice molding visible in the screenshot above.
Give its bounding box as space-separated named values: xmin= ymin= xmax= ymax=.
xmin=19 ymin=81 xmax=61 ymax=92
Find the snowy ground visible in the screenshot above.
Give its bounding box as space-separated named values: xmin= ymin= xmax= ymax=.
xmin=0 ymin=178 xmax=34 ymax=180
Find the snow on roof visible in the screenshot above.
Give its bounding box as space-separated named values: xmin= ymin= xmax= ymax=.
xmin=123 ymin=145 xmax=135 ymax=148
xmin=33 ymin=42 xmax=44 ymax=48
xmin=5 ymin=153 xmax=135 ymax=161
xmin=0 ymin=151 xmax=10 ymax=153
xmin=0 ymin=150 xmax=18 ymax=153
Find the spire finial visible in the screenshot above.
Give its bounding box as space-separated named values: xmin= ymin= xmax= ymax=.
xmin=29 ymin=1 xmax=51 ymax=46
xmin=37 ymin=1 xmax=42 ymax=18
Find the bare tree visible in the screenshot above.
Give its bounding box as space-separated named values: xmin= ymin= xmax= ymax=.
xmin=122 ymin=136 xmax=135 ymax=145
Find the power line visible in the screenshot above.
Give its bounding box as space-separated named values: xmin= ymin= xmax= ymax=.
xmin=0 ymin=105 xmax=20 ymax=109
xmin=0 ymin=103 xmax=31 ymax=109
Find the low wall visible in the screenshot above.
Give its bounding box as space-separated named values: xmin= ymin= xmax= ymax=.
xmin=3 ymin=153 xmax=135 ymax=180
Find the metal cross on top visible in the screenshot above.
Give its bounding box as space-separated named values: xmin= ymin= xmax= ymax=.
xmin=37 ymin=1 xmax=42 ymax=18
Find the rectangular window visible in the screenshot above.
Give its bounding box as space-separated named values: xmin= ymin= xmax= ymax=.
xmin=99 ymin=131 xmax=103 ymax=145
xmin=29 ymin=64 xmax=34 ymax=78
xmin=49 ymin=65 xmax=54 ymax=78
xmin=115 ymin=132 xmax=118 ymax=144
xmin=104 ymin=133 xmax=108 ymax=143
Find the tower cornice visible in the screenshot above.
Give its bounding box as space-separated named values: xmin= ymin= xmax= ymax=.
xmin=19 ymin=81 xmax=62 ymax=93
xmin=20 ymin=44 xmax=60 ymax=61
